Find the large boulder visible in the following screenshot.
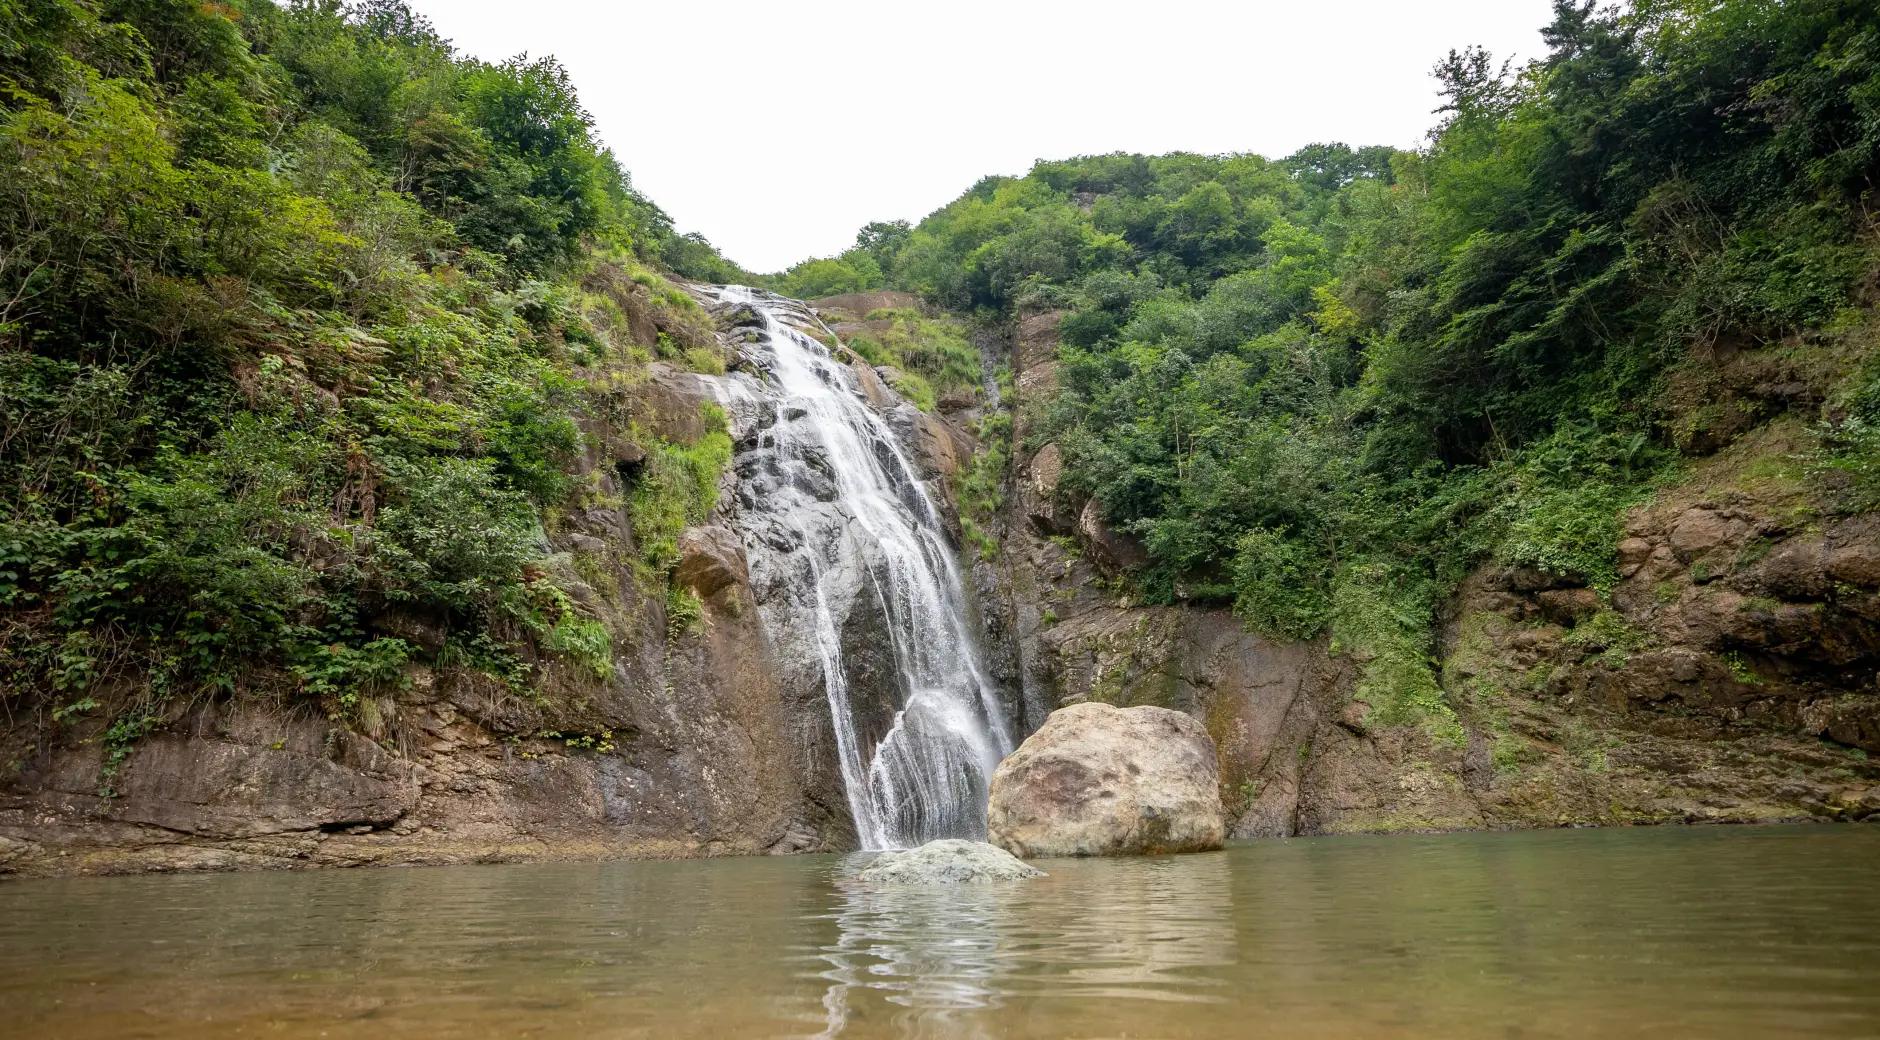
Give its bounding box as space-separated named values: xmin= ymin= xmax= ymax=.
xmin=1021 ymin=441 xmax=1071 ymax=534
xmin=634 ymin=363 xmax=718 ymax=443
xmin=893 ymin=405 xmax=972 ymax=483
xmin=673 ymin=525 xmax=749 ymax=602
xmin=854 ymin=839 xmax=1046 ymax=883
xmin=1077 ymin=500 xmax=1149 ymax=575
xmin=988 ymin=702 xmax=1225 ymax=856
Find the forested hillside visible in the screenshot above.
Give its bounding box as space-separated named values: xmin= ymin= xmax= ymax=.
xmin=5 ymin=0 xmax=1880 ymax=871
xmin=0 ymin=0 xmax=750 ymax=760
xmin=789 ymin=0 xmax=1880 ymax=733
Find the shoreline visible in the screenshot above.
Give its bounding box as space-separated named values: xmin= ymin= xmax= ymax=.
xmin=4 ymin=814 xmax=1867 ymax=880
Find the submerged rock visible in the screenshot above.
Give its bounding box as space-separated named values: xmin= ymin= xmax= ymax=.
xmin=988 ymin=702 xmax=1225 ymax=857
xmin=854 ymin=839 xmax=1046 ymax=883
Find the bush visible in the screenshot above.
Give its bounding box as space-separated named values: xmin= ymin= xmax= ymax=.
xmin=545 ymin=611 xmax=613 ymax=680
xmin=107 ymin=414 xmax=342 ymax=683
xmin=374 ymin=457 xmax=540 ymax=612
xmin=626 ymin=406 xmax=733 ymax=572
xmin=1494 ymin=481 xmax=1632 ymax=589
xmin=291 ymin=637 xmax=413 ymax=716
xmin=1330 ymin=562 xmax=1460 ymax=742
xmin=1230 ymin=527 xmax=1331 ymax=640
xmin=665 ymin=584 xmax=704 ymax=637
xmin=958 ymin=411 xmax=1011 ymax=560
xmin=841 ymin=310 xmax=981 ymax=409
xmin=1814 ymin=353 xmax=1880 ymax=512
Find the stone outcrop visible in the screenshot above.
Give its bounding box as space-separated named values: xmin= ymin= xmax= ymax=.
xmin=1076 ymin=500 xmax=1149 ymax=575
xmin=988 ymin=702 xmax=1225 ymax=856
xmin=633 ymin=362 xmax=722 ymax=443
xmin=673 ymin=525 xmax=750 ymax=603
xmin=0 ymin=636 xmax=811 ymax=875
xmin=889 ymin=403 xmax=975 ymax=487
xmin=854 ymin=838 xmax=1045 ymax=883
xmin=1020 ymin=441 xmax=1069 ymax=534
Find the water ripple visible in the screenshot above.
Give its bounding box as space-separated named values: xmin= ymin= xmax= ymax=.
xmin=1 ymin=828 xmax=1878 ymax=1038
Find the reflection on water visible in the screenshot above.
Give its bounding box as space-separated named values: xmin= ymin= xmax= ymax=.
xmin=814 ymin=853 xmax=1233 ymax=1038
xmin=0 ymin=826 xmax=1877 ymax=1038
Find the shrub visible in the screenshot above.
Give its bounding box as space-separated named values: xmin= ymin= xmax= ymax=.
xmin=1330 ymin=562 xmax=1461 ymax=742
xmin=545 ymin=612 xmax=613 ymax=680
xmin=374 ymin=457 xmax=540 ymax=611
xmin=292 ymin=637 xmax=413 ymax=716
xmin=626 ymin=405 xmax=733 ymax=572
xmin=1230 ymin=527 xmax=1331 ymax=640
xmin=958 ymin=411 xmax=1011 ymax=560
xmin=665 ymin=584 xmax=704 ymax=637
xmin=841 ymin=310 xmax=981 ymax=410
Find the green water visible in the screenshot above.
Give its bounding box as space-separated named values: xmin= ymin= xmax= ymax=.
xmin=1 ymin=826 xmax=1876 ymax=1038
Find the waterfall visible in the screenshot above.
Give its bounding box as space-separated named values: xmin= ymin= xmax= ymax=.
xmin=707 ymin=286 xmax=1012 ymax=849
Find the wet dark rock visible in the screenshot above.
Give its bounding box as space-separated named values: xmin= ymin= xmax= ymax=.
xmin=715 ymin=302 xmax=765 ymax=329
xmin=1496 ymin=566 xmax=1571 ymax=593
xmin=369 ymin=608 xmax=449 ymax=652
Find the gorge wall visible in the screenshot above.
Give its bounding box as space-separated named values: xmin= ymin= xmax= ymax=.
xmin=6 ymin=288 xmax=1877 ymax=878
xmin=0 ymin=283 xmax=998 ymax=875
xmin=981 ymin=309 xmax=1880 ymax=838
xmin=8 ymin=0 xmax=1875 ymax=883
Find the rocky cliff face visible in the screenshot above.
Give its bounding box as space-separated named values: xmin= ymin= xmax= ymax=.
xmin=7 ymin=291 xmax=1874 ymax=877
xmin=0 ymin=389 xmax=814 ymax=874
xmin=980 ymin=310 xmax=1880 ymax=838
xmin=0 ymin=286 xmax=990 ymax=875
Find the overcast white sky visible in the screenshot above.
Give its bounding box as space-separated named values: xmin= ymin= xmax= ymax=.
xmin=405 ymin=1 xmax=1558 ymax=272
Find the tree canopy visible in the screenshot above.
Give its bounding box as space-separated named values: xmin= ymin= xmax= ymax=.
xmin=806 ymin=0 xmax=1880 ymax=727
xmin=0 ymin=0 xmax=746 ymax=737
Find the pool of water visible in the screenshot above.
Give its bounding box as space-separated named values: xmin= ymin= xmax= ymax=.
xmin=2 ymin=825 xmax=1876 ymax=1038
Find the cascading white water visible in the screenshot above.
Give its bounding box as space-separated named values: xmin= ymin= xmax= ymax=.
xmin=709 ymin=285 xmax=1012 ymax=849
